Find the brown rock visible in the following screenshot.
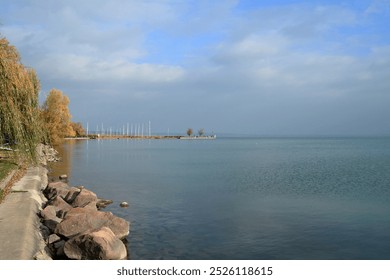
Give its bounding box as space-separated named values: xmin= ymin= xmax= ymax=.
xmin=59 ymin=174 xmax=68 ymax=181
xmin=44 ymin=181 xmax=72 ymax=200
xmin=47 ymin=181 xmax=69 ymax=189
xmin=96 ymin=198 xmax=113 ymax=209
xmin=49 ymin=196 xmax=72 ymax=218
xmin=43 ymin=216 xmax=62 ymax=232
xmin=82 ymin=201 xmax=98 ymax=210
xmin=40 ymin=205 xmax=57 ymax=220
xmin=70 ymin=188 xmax=98 ymax=208
xmin=48 ymin=234 xmax=61 ymax=244
xmin=63 ymin=187 xmax=82 ymax=204
xmin=55 ymin=207 xmax=130 ymax=239
xmin=64 ymin=227 xmax=127 ymax=260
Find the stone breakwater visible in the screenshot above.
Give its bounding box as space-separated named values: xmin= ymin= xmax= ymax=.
xmin=37 ymin=143 xmax=60 ymax=165
xmin=37 ymin=143 xmax=131 ymax=260
xmin=40 ymin=181 xmax=130 ymax=260
xmin=0 ymin=144 xmax=129 ymax=260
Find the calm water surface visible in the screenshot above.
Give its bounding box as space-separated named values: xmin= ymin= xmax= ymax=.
xmin=50 ymin=137 xmax=390 ymax=259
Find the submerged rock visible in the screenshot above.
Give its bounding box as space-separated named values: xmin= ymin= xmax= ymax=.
xmin=120 ymin=202 xmax=129 ymax=208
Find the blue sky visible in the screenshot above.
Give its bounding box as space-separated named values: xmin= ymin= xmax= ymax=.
xmin=1 ymin=0 xmax=390 ymax=136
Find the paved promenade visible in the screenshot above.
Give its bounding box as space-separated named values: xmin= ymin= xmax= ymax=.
xmin=0 ymin=166 xmax=50 ymax=260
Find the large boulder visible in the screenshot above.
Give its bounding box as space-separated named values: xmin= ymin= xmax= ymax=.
xmin=63 ymin=187 xmax=82 ymax=204
xmin=41 ymin=205 xmax=63 ymax=231
xmin=48 ymin=196 xmax=73 ymax=218
xmin=55 ymin=207 xmax=130 ymax=240
xmin=70 ymin=188 xmax=98 ymax=209
xmin=43 ymin=216 xmax=63 ymax=232
xmin=44 ymin=181 xmax=72 ymax=200
xmin=40 ymin=205 xmax=57 ymax=221
xmin=41 ymin=181 xmax=130 ymax=260
xmin=64 ymin=227 xmax=127 ymax=260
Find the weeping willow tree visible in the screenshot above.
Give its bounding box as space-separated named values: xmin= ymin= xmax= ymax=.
xmin=0 ymin=36 xmax=47 ymax=162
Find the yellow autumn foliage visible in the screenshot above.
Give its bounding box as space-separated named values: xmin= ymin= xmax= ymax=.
xmin=41 ymin=89 xmax=75 ymax=144
xmin=0 ymin=36 xmax=47 ymax=162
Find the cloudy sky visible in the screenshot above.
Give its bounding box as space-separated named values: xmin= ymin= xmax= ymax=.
xmin=1 ymin=0 xmax=390 ymax=136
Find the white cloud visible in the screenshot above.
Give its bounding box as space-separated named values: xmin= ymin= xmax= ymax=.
xmin=214 ymin=34 xmax=288 ymax=63
xmin=37 ymin=54 xmax=184 ymax=84
xmin=1 ymin=1 xmax=389 ymax=135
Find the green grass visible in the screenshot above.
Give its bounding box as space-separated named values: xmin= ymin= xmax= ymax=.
xmin=0 ymin=161 xmax=17 ymax=182
xmin=0 ymin=161 xmax=18 ymax=201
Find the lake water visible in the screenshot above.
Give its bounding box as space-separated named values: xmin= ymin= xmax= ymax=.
xmin=49 ymin=137 xmax=390 ymax=260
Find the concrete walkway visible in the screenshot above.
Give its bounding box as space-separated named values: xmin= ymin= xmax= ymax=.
xmin=0 ymin=166 xmax=50 ymax=260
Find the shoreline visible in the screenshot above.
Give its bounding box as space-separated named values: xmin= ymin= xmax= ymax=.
xmin=0 ymin=144 xmax=129 ymax=260
xmin=65 ymin=135 xmax=181 ymax=140
xmin=64 ymin=135 xmax=217 ymax=141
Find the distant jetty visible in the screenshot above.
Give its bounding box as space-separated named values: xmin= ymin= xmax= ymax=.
xmin=65 ymin=135 xmax=182 ymax=140
xmin=65 ymin=135 xmax=217 ymax=140
xmin=179 ymin=135 xmax=217 ymax=140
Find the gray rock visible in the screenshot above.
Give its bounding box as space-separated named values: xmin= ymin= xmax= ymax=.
xmin=39 ymin=224 xmax=51 ymax=239
xmin=48 ymin=234 xmax=61 ymax=244
xmin=55 ymin=207 xmax=130 ymax=240
xmin=64 ymin=227 xmax=127 ymax=260
xmin=54 ymin=240 xmax=66 ymax=258
xmin=120 ymin=202 xmax=129 ymax=208
xmin=43 ymin=216 xmax=63 ymax=232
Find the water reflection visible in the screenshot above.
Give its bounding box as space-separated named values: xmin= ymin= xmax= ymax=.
xmin=48 ymin=139 xmax=81 ymax=181
xmin=46 ymin=138 xmax=390 ymax=259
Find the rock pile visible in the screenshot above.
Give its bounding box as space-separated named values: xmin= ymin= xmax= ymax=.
xmin=37 ymin=144 xmax=60 ymax=165
xmin=39 ymin=181 xmax=130 ymax=260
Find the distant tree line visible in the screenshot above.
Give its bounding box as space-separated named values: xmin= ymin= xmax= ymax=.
xmin=0 ymin=35 xmax=84 ymax=162
xmin=186 ymin=128 xmax=205 ymax=137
